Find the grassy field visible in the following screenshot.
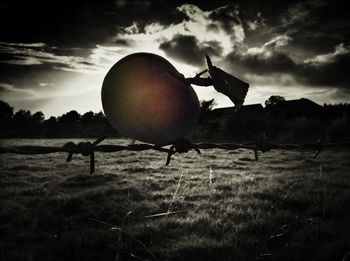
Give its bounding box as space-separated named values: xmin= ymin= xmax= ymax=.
xmin=0 ymin=139 xmax=349 ymax=261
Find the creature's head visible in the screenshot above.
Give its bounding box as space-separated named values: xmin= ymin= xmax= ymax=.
xmin=205 ymin=54 xmax=249 ymax=108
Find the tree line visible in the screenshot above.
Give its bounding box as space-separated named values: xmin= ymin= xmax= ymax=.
xmin=0 ymin=100 xmax=120 ymax=138
xmin=1 ymin=97 xmax=349 ymax=142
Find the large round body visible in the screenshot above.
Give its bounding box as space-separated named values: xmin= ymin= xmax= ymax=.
xmin=101 ymin=53 xmax=200 ymax=145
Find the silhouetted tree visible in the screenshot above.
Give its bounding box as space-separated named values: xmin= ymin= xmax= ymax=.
xmin=0 ymin=99 xmax=349 ymax=141
xmin=32 ymin=111 xmax=44 ymax=123
xmin=93 ymin=111 xmax=121 ymax=137
xmin=56 ymin=110 xmax=81 ymax=137
xmin=0 ymin=101 xmax=14 ymax=137
xmin=81 ymin=111 xmax=95 ymax=125
xmin=265 ymin=95 xmax=286 ymax=107
xmin=59 ymin=110 xmax=80 ymax=123
xmin=0 ymin=100 xmax=13 ymax=122
xmin=44 ymin=116 xmax=58 ymax=137
xmin=323 ymin=103 xmax=350 ymax=121
xmin=12 ymin=109 xmax=33 ymax=137
xmin=31 ymin=111 xmax=45 ymax=136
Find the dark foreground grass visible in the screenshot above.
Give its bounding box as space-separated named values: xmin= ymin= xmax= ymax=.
xmin=0 ymin=139 xmax=349 ymax=261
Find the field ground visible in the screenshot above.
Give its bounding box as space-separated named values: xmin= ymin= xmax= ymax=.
xmin=0 ymin=139 xmax=349 ymax=261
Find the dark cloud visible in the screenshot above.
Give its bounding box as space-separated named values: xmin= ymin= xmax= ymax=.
xmin=49 ymin=47 xmax=93 ymax=58
xmin=0 ymin=42 xmax=98 ymax=75
xmin=225 ymin=44 xmax=350 ymax=89
xmin=0 ymin=1 xmax=118 ymax=48
xmin=227 ymin=51 xmax=297 ymax=76
xmin=0 ymin=0 xmax=271 ymax=48
xmin=1 ymin=0 xmax=348 ymax=49
xmin=208 ymin=5 xmax=241 ymax=33
xmin=287 ymin=34 xmax=342 ymax=58
xmin=0 ymin=0 xmax=189 ymax=48
xmin=300 ymin=52 xmax=350 ymax=87
xmin=159 ymin=35 xmax=222 ymax=66
xmin=0 ymin=62 xmax=78 ymax=89
xmin=242 ymin=0 xmax=349 ymax=52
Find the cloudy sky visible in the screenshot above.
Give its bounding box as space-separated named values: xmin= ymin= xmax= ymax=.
xmin=0 ymin=0 xmax=349 ymax=117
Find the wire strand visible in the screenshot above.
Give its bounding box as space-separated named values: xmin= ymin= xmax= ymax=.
xmin=1 ymin=137 xmax=349 ymax=174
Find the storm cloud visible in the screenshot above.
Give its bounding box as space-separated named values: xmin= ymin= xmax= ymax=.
xmin=225 ymin=41 xmax=350 ymax=89
xmin=159 ymin=35 xmax=222 ymax=66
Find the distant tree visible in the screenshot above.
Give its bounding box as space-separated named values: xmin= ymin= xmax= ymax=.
xmin=81 ymin=111 xmax=95 ymax=125
xmin=0 ymin=100 xmax=14 ymax=119
xmin=31 ymin=111 xmax=45 ymax=136
xmin=12 ymin=109 xmax=33 ymax=137
xmin=0 ymin=100 xmax=14 ymax=127
xmin=91 ymin=111 xmax=122 ymax=137
xmin=57 ymin=110 xmax=81 ymax=137
xmin=265 ymin=95 xmax=286 ymax=107
xmin=32 ymin=111 xmax=44 ymax=123
xmin=13 ymin=109 xmax=31 ymax=123
xmin=45 ymin=116 xmax=57 ymax=127
xmin=44 ymin=116 xmax=58 ymax=137
xmin=94 ymin=111 xmax=105 ymax=121
xmin=0 ymin=100 xmax=14 ymax=136
xmin=323 ymin=103 xmax=350 ymax=120
xmin=59 ymin=110 xmax=80 ymax=124
xmin=1 ymin=99 xmax=349 ymax=141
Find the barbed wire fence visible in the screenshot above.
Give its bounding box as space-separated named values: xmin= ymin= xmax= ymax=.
xmin=1 ymin=136 xmax=349 ymax=174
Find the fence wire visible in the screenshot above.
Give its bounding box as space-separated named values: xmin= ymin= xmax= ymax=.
xmin=1 ymin=136 xmax=349 ymax=174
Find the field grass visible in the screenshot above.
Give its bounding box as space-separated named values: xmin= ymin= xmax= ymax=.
xmin=0 ymin=139 xmax=349 ymax=261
